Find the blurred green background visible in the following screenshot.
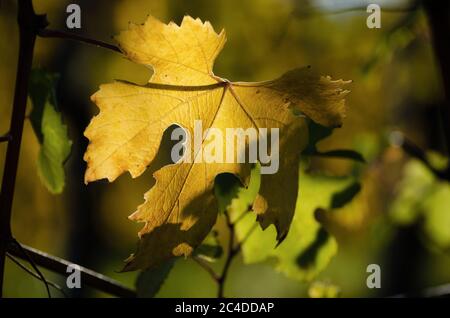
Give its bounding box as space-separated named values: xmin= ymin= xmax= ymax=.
xmin=1 ymin=0 xmax=449 ymax=297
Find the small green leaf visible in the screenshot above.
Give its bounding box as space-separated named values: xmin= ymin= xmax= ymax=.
xmin=136 ymin=259 xmax=175 ymax=298
xmin=422 ymin=183 xmax=450 ymax=249
xmin=216 ymin=163 xmax=358 ymax=282
xmin=29 ymin=69 xmax=72 ymax=194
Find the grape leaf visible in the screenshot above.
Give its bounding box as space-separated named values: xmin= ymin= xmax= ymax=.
xmin=83 ymin=15 xmax=350 ymax=271
xmin=230 ymin=166 xmax=357 ymax=281
xmin=29 ymin=69 xmax=72 ymax=194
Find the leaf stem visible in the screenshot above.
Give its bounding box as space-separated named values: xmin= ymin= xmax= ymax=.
xmin=191 ymin=256 xmax=220 ymax=282
xmin=0 ymin=1 xmax=131 ymax=298
xmin=7 ymin=241 xmax=136 ymax=298
xmin=191 ymin=211 xmax=256 ymax=297
xmin=38 ymin=28 xmax=121 ymax=53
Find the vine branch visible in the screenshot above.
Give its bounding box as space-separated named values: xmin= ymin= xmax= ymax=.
xmin=6 ymin=253 xmax=67 ymax=297
xmin=392 ymin=283 xmax=450 ymax=298
xmin=191 ymin=256 xmax=220 ymax=282
xmin=217 ymin=211 xmax=241 ymax=298
xmin=0 ymin=0 xmax=135 ymax=298
xmin=7 ymin=241 xmax=136 ymax=298
xmin=38 ymin=28 xmax=121 ymax=53
xmin=189 ymin=211 xmax=253 ymax=298
xmin=0 ymin=0 xmax=43 ymax=297
xmin=11 ymin=239 xmax=51 ymax=298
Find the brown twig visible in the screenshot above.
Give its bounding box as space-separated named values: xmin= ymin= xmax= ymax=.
xmin=190 ymin=211 xmax=255 ymax=297
xmin=7 ymin=242 xmax=136 ymax=298
xmin=217 ymin=211 xmax=240 ymax=298
xmin=11 ymin=239 xmax=51 ymax=298
xmin=6 ymin=253 xmax=67 ymax=297
xmin=38 ymin=28 xmax=121 ymax=53
xmin=191 ymin=256 xmax=220 ymax=282
xmin=0 ymin=0 xmax=136 ymax=299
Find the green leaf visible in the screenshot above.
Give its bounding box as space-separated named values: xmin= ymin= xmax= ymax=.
xmin=136 ymin=259 xmax=175 ymax=298
xmin=193 ymin=230 xmax=223 ymax=262
xmin=216 ymin=163 xmax=358 ymax=281
xmin=29 ymin=69 xmax=72 ymax=194
xmin=390 ymin=160 xmax=435 ymax=225
xmin=390 ymin=159 xmax=450 ymax=250
xmin=426 ymin=150 xmax=449 ymax=172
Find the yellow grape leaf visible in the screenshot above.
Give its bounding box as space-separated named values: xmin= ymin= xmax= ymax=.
xmin=83 ymin=15 xmax=350 ymax=271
